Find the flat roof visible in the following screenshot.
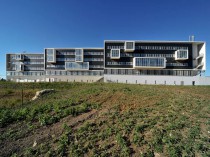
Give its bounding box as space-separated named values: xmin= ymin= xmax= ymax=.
xmin=104 ymin=40 xmax=205 ymax=44
xmin=45 ymin=48 xmax=103 ymax=50
xmin=6 ymin=53 xmax=43 ymax=55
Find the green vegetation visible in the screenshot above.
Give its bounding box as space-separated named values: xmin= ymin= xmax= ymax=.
xmin=0 ymin=82 xmax=209 ymax=156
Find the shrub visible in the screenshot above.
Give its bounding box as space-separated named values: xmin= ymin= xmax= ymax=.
xmin=0 ymin=109 xmax=13 ymax=127
xmin=14 ymin=108 xmax=29 ymax=121
xmin=38 ymin=114 xmax=51 ymax=126
xmin=135 ymin=124 xmax=148 ymax=133
xmin=133 ymin=133 xmax=144 ymax=146
xmin=58 ymin=134 xmax=69 ymax=156
xmin=166 ymin=145 xmax=182 ymax=157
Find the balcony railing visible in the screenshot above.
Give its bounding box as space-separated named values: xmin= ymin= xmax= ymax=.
xmin=133 ymin=57 xmax=166 ymax=69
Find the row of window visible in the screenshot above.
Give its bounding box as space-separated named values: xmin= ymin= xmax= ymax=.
xmin=7 ymin=70 xmax=104 ymax=76
xmin=134 ymin=58 xmax=165 ymax=68
xmin=46 ymin=70 xmax=103 ymax=76
xmin=24 ymin=56 xmax=44 ymax=59
xmin=12 ymin=64 xmax=44 ymax=71
xmin=106 ymin=62 xmax=188 ymax=67
xmin=106 ymin=62 xmax=133 ymax=65
xmin=56 ymin=57 xmax=104 ymax=62
xmin=89 ymin=65 xmax=104 ymax=68
xmin=65 ymin=62 xmax=89 ymax=70
xmin=106 ymin=46 xmax=188 ymax=50
xmin=57 ymin=52 xmax=75 ymax=55
xmin=84 ymin=52 xmax=104 ymax=55
xmin=166 ymin=63 xmax=188 ymax=66
xmin=7 ymin=71 xmax=44 ymax=76
xmin=24 ymin=62 xmax=44 ymax=64
xmin=107 ymin=53 xmax=174 ymax=58
xmin=11 ymin=55 xmax=44 ymax=60
xmin=47 ymin=65 xmax=65 ymax=68
xmin=56 ymin=58 xmax=75 ymax=61
xmin=57 ymin=51 xmax=103 ymax=55
xmin=12 ymin=61 xmax=44 ymax=64
xmin=84 ymin=58 xmax=104 ymax=61
xmin=24 ymin=67 xmax=45 ymax=70
xmin=105 ymin=69 xmax=196 ymax=76
xmin=46 ymin=64 xmax=104 ymax=69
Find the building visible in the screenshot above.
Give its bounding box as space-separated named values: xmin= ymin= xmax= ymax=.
xmin=44 ymin=48 xmax=104 ymax=82
xmin=6 ymin=39 xmax=210 ymax=85
xmin=6 ymin=48 xmax=104 ymax=82
xmin=6 ymin=53 xmax=45 ymax=82
xmin=104 ymin=40 xmax=209 ymax=85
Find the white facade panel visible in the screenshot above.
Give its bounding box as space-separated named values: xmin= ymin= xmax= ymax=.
xmin=104 ymin=75 xmax=210 ymax=85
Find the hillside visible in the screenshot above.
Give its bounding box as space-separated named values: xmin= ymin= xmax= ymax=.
xmin=0 ymin=82 xmax=209 ymax=157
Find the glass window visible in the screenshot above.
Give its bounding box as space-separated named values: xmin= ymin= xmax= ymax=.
xmin=175 ymin=50 xmax=188 ymax=60
xmin=125 ymin=41 xmax=135 ymax=52
xmin=65 ymin=62 xmax=89 ymax=70
xmin=75 ymin=49 xmax=83 ymax=62
xmin=110 ymin=49 xmax=120 ymax=59
xmin=134 ymin=57 xmax=166 ymax=68
xmin=46 ymin=49 xmax=56 ymax=62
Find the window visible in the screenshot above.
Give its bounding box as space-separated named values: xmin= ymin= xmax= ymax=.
xmin=175 ymin=49 xmax=188 ymax=60
xmin=133 ymin=57 xmax=166 ymax=69
xmin=110 ymin=49 xmax=120 ymax=59
xmin=125 ymin=41 xmax=135 ymax=52
xmin=75 ymin=49 xmax=83 ymax=62
xmin=15 ymin=54 xmax=24 ymax=60
xmin=15 ymin=64 xmax=24 ymax=71
xmin=65 ymin=62 xmax=89 ymax=70
xmin=166 ymin=63 xmax=188 ymax=67
xmin=46 ymin=49 xmax=56 ymax=63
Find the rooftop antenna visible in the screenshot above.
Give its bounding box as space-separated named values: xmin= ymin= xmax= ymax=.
xmin=189 ymin=35 xmax=195 ymax=41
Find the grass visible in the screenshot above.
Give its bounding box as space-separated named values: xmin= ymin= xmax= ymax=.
xmin=0 ymin=82 xmax=210 ymax=156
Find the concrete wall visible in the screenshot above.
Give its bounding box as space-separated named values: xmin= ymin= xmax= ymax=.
xmin=45 ymin=75 xmax=103 ymax=83
xmin=104 ymin=74 xmax=210 ymax=85
xmin=7 ymin=74 xmax=210 ymax=85
xmin=7 ymin=75 xmax=103 ymax=83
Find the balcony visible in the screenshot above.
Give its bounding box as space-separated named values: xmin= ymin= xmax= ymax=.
xmin=46 ymin=49 xmax=56 ymax=63
xmin=133 ymin=57 xmax=166 ymax=69
xmin=15 ymin=64 xmax=24 ymax=71
xmin=175 ymin=50 xmax=188 ymax=60
xmin=124 ymin=41 xmax=135 ymax=52
xmin=110 ymin=49 xmax=120 ymax=59
xmin=75 ymin=48 xmax=84 ymax=62
xmin=65 ymin=62 xmax=89 ymax=70
xmin=15 ymin=54 xmax=24 ymax=61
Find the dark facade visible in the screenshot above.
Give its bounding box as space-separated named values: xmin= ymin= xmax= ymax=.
xmin=104 ymin=41 xmax=205 ymax=76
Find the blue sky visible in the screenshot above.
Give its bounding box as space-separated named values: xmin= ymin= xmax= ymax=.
xmin=0 ymin=0 xmax=210 ymax=78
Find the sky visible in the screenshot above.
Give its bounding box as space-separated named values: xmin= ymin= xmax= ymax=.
xmin=0 ymin=0 xmax=210 ymax=78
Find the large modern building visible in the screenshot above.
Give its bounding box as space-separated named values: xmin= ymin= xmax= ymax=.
xmin=6 ymin=39 xmax=210 ymax=85
xmin=6 ymin=48 xmax=104 ymax=82
xmin=104 ymin=40 xmax=209 ymax=85
xmin=6 ymin=53 xmax=45 ymax=82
